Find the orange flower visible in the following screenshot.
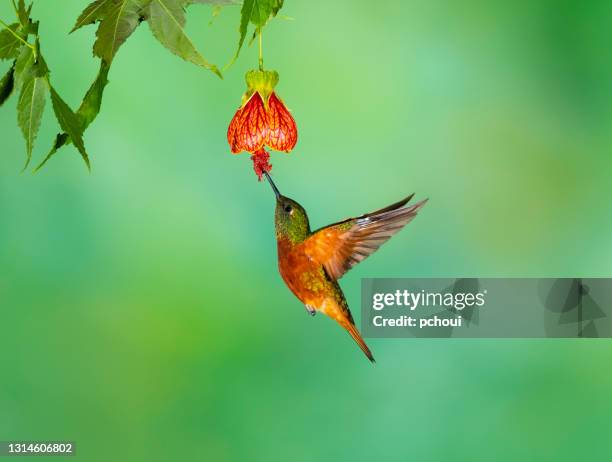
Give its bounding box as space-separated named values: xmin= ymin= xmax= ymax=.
xmin=267 ymin=92 xmax=298 ymax=152
xmin=227 ymin=70 xmax=297 ymax=155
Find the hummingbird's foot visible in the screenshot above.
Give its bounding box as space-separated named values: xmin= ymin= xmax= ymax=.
xmin=305 ymin=305 xmax=316 ymax=316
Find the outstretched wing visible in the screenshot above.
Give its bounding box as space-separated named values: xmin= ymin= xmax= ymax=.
xmin=302 ymin=194 xmax=427 ymax=280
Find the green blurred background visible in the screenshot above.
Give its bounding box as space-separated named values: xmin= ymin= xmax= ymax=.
xmin=1 ymin=1 xmax=612 ymax=460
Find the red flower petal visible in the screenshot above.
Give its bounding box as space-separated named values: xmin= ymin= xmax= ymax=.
xmin=266 ymin=92 xmax=297 ymax=153
xmin=227 ymin=106 xmax=243 ymax=154
xmin=227 ymin=92 xmax=268 ymax=154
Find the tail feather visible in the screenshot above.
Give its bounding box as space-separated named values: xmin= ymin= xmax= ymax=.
xmin=321 ymin=296 xmax=376 ymax=363
xmin=343 ymin=320 xmax=375 ymax=363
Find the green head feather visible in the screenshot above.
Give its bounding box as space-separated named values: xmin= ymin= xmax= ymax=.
xmin=275 ymin=196 xmax=310 ymax=244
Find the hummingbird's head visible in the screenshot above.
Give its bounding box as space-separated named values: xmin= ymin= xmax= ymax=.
xmin=264 ymin=172 xmax=310 ymax=243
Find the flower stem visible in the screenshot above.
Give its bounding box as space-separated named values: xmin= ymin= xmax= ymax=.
xmin=11 ymin=0 xmax=19 ymax=20
xmin=258 ymin=27 xmax=263 ymax=71
xmin=0 ymin=18 xmax=34 ymax=56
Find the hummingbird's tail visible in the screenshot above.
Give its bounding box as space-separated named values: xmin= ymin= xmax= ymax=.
xmin=342 ymin=319 xmax=375 ymax=363
xmin=322 ymin=298 xmax=375 ymax=363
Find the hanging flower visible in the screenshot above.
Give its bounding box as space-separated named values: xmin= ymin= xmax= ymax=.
xmin=227 ymin=70 xmax=297 ymax=179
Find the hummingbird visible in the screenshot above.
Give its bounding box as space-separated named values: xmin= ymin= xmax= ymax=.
xmin=263 ymin=172 xmax=427 ymax=362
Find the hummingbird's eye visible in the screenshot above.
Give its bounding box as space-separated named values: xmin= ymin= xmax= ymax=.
xmin=284 ymin=205 xmax=292 ymax=213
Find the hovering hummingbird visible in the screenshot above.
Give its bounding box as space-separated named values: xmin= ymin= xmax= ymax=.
xmin=263 ymin=172 xmax=427 ymax=362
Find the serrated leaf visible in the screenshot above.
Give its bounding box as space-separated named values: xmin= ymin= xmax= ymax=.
xmin=14 ymin=40 xmax=46 ymax=90
xmin=71 ymin=0 xmax=114 ymax=33
xmin=14 ymin=1 xmax=39 ymax=37
xmin=0 ymin=64 xmax=16 ymax=106
xmin=248 ymin=0 xmax=283 ymax=27
xmin=77 ymin=60 xmax=110 ymax=129
xmin=0 ymin=23 xmax=23 ymax=60
xmin=49 ymin=85 xmax=90 ymax=169
xmin=146 ymin=0 xmax=221 ymax=77
xmin=17 ymin=0 xmax=29 ymax=27
xmin=93 ymin=0 xmax=148 ymax=63
xmin=35 ymin=133 xmax=69 ymax=172
xmin=36 ymin=60 xmax=110 ymax=171
xmin=233 ymin=0 xmax=283 ymax=62
xmin=17 ymin=75 xmax=48 ymax=168
xmin=14 ymin=45 xmax=36 ymax=88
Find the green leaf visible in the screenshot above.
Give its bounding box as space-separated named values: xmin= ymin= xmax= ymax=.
xmin=17 ymin=0 xmax=29 ymax=27
xmin=35 ymin=133 xmax=69 ymax=172
xmin=93 ymin=0 xmax=149 ymax=63
xmin=14 ymin=45 xmax=36 ymax=88
xmin=0 ymin=64 xmax=16 ymax=106
xmin=146 ymin=0 xmax=221 ymax=77
xmin=248 ymin=0 xmax=283 ymax=27
xmin=35 ymin=60 xmax=110 ymax=171
xmin=233 ymin=0 xmax=283 ymax=62
xmin=77 ymin=60 xmax=111 ymax=129
xmin=49 ymin=85 xmax=90 ymax=170
xmin=0 ymin=23 xmax=23 ymax=60
xmin=14 ymin=40 xmax=47 ymax=90
xmin=24 ymin=20 xmax=39 ymax=36
xmin=71 ymin=0 xmax=114 ymax=33
xmin=16 ymin=1 xmax=39 ymax=36
xmin=17 ymin=75 xmax=48 ymax=168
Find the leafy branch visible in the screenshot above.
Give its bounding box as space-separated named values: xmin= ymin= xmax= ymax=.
xmin=0 ymin=0 xmax=286 ymax=172
xmin=230 ymin=0 xmax=283 ymax=67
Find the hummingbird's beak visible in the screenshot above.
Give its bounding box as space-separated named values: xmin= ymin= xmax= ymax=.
xmin=263 ymin=171 xmax=281 ymax=199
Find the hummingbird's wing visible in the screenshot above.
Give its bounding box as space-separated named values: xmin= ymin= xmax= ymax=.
xmin=302 ymin=195 xmax=427 ymax=280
